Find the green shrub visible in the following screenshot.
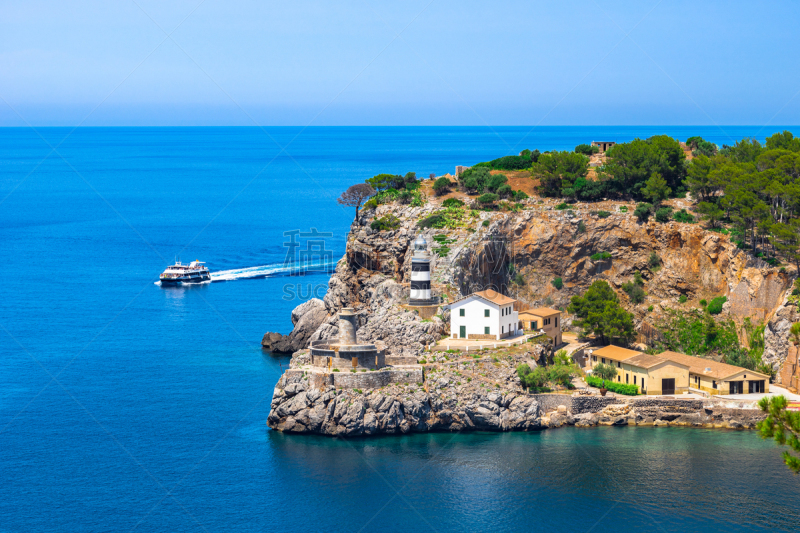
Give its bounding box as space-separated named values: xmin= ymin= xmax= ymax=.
xmin=513 ymin=190 xmax=529 ymax=201
xmin=575 ymin=143 xmax=600 ymax=155
xmin=597 ymin=210 xmax=611 ymax=218
xmin=555 ymin=202 xmax=570 ymax=210
xmin=619 ymin=206 xmax=628 ymax=212
xmin=673 ymin=209 xmax=695 ymax=223
xmin=477 ymin=193 xmax=499 ymax=205
xmin=590 ymin=251 xmax=612 ymax=261
xmin=418 ymin=214 xmax=444 ymax=229
xmin=585 ymin=375 xmax=639 ymax=395
xmin=648 ymin=305 xmax=654 ymax=312
xmin=433 ymin=177 xmax=453 ymax=195
xmin=577 ymin=220 xmax=586 ymax=233
xmin=486 ymin=174 xmax=508 ymax=192
xmin=699 ymin=299 xmax=707 ymax=307
xmin=648 ymin=252 xmax=660 ymax=268
xmin=655 ymin=207 xmax=673 ymax=223
xmin=547 ymin=364 xmax=576 ymax=388
xmin=634 ymin=202 xmax=653 ymax=221
xmin=482 ymin=219 xmax=490 ymax=227
xmin=622 ymin=281 xmax=646 ymax=304
xmin=678 ymin=294 xmax=688 ymax=304
xmin=370 ymin=214 xmax=401 ymax=231
xmin=417 ymin=206 xmax=470 ymax=229
xmin=707 ymin=296 xmax=727 ymax=315
xmin=433 ymin=246 xmax=450 ymax=257
xmin=516 ymin=364 xmax=550 ymax=392
xmin=442 ymin=197 xmax=464 ymax=208
xmin=496 ymin=184 xmax=513 ymax=198
xmin=552 ymin=277 xmax=563 ymax=290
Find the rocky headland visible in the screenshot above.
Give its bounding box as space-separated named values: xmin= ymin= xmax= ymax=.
xmin=265 ymin=198 xmax=796 ymax=436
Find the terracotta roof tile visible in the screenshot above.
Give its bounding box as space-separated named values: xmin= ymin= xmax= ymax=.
xmin=591 ymin=345 xmax=643 ymax=361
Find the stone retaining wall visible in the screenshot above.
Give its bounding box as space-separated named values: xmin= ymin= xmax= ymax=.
xmin=531 ymin=394 xmax=573 ymax=414
xmin=530 ymin=395 xmax=715 ymax=415
xmin=287 ymin=367 xmax=425 ymax=390
xmin=468 ymin=334 xmax=495 ymax=340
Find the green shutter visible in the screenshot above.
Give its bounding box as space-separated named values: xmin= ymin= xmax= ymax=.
xmin=484 ymin=327 xmax=490 ymax=334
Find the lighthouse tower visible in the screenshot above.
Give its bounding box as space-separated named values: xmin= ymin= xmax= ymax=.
xmin=409 ymin=235 xmax=432 ymax=305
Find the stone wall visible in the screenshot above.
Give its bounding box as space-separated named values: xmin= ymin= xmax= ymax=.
xmin=386 ymin=356 xmax=420 ymax=366
xmin=531 ymin=394 xmax=631 ymax=414
xmin=531 ymin=394 xmax=574 ymax=413
xmin=306 ymin=367 xmax=424 ymax=389
xmin=571 ymin=396 xmax=623 ymax=414
xmin=468 ymin=334 xmax=495 ymax=340
xmin=310 ymin=346 xmax=385 ymax=370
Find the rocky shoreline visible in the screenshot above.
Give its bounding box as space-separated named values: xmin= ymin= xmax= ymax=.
xmin=267 ymin=339 xmax=766 ymax=436
xmin=267 ymin=365 xmax=766 ymax=436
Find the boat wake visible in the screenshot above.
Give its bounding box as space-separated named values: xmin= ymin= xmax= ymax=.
xmin=210 ymin=260 xmax=337 ymax=282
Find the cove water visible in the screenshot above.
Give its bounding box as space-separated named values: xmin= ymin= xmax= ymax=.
xmin=1 ymin=126 xmax=799 ymax=532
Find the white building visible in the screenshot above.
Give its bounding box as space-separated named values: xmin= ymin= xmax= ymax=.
xmin=447 ymin=290 xmax=519 ymax=340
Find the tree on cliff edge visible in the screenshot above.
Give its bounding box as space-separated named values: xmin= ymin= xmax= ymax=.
xmin=568 ymin=280 xmax=634 ymax=345
xmin=337 ymin=183 xmax=375 ymax=220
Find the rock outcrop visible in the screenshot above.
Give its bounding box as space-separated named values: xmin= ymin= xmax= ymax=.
xmin=262 ymin=298 xmax=328 ymax=353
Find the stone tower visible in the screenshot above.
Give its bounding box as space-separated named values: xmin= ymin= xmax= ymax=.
xmin=338 ymin=307 xmax=358 ymax=346
xmin=409 ymin=235 xmax=432 ymax=305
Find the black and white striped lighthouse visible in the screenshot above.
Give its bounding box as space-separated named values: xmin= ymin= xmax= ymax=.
xmin=409 ymin=235 xmax=432 ymax=305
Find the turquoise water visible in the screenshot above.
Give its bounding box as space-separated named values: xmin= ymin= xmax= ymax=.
xmin=1 ymin=126 xmax=799 ymax=532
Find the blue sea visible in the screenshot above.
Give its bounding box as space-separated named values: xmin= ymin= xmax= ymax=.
xmin=1 ymin=126 xmax=799 ymax=532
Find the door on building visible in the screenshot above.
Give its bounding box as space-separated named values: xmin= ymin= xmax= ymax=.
xmin=748 ymin=380 xmax=765 ymax=393
xmin=729 ymin=381 xmax=743 ymax=394
xmin=661 ymin=378 xmax=675 ymax=395
xmin=459 ymin=326 xmax=466 ymax=339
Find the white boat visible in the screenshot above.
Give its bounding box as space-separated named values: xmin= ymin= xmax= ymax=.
xmin=159 ymin=260 xmax=211 ymax=285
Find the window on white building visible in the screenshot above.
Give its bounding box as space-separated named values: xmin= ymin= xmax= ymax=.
xmin=484 ymin=309 xmax=490 ymax=317
xmin=459 ymin=309 xmax=465 ymax=317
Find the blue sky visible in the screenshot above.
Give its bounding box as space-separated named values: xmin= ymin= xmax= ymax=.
xmin=1 ymin=0 xmax=799 ymax=126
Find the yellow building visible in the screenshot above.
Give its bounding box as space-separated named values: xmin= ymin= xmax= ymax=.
xmin=588 ymin=345 xmax=689 ymax=395
xmin=518 ymin=308 xmax=562 ymax=345
xmin=587 ymin=345 xmax=771 ymax=396
xmin=658 ymin=351 xmax=770 ymax=395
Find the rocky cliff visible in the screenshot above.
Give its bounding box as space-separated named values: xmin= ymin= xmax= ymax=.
xmin=270 ymin=200 xmax=795 ymax=375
